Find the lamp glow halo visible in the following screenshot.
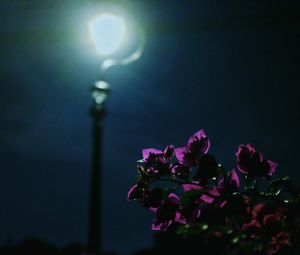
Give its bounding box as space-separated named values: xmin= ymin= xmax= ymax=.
xmin=89 ymin=13 xmax=126 ymax=56
xmin=88 ymin=10 xmax=145 ymax=73
xmin=100 ymin=25 xmax=145 ymax=72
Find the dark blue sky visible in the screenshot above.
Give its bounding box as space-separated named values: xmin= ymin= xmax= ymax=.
xmin=0 ymin=0 xmax=300 ymax=254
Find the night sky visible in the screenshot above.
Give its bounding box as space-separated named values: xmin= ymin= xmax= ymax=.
xmin=1 ymin=0 xmax=300 ymax=254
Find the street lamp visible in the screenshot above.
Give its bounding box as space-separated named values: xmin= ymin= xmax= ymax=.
xmin=87 ymin=10 xmax=144 ymax=255
xmin=89 ymin=13 xmax=126 ymax=56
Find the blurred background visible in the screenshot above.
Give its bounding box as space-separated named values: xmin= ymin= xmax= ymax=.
xmin=0 ymin=0 xmax=299 ymax=254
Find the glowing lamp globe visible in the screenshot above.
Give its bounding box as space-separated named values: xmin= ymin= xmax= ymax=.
xmin=89 ymin=13 xmax=126 ymax=56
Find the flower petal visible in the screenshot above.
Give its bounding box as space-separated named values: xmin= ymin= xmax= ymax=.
xmin=175 ymin=211 xmax=187 ymax=224
xmin=127 ymin=184 xmax=138 ymax=201
xmin=267 ymin=160 xmax=278 ymax=176
xmin=142 ymin=148 xmax=163 ymax=160
xmin=200 ymin=194 xmax=215 ymax=204
xmin=182 ymin=183 xmax=202 ymax=192
xmin=209 ymin=186 xmax=220 ymax=197
xmin=168 ymin=193 xmax=180 ymax=206
xmin=174 ymin=147 xmax=186 ymax=162
xmin=188 ymin=129 xmax=210 ymax=155
xmin=163 ymin=144 xmax=174 ymax=160
xmin=229 ymin=169 xmax=240 ymax=188
xmin=151 ymin=220 xmax=172 ymax=231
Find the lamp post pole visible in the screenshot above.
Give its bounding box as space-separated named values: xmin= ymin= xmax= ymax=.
xmin=88 ymin=80 xmax=110 ymax=255
xmin=86 ymin=10 xmax=144 ymax=254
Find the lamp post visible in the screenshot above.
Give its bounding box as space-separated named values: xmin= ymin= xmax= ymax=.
xmin=87 ymin=12 xmax=144 ymax=254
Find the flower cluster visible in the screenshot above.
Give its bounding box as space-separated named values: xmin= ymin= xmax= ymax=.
xmin=128 ymin=130 xmax=300 ymax=255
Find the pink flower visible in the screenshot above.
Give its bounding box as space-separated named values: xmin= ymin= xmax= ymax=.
xmin=142 ymin=146 xmax=173 ymax=177
xmin=175 ymin=129 xmax=210 ymax=166
xmin=236 ymin=144 xmax=278 ymax=177
xmin=152 ymin=193 xmax=180 ymax=231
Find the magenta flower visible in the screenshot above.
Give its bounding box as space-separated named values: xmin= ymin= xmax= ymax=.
xmin=163 ymin=144 xmax=175 ymax=160
xmin=142 ymin=146 xmax=173 ymax=177
xmin=128 ymin=129 xmax=300 ymax=254
xmin=182 ymin=182 xmax=220 ymax=206
xmin=194 ymin=154 xmax=218 ymax=181
xmin=236 ymin=144 xmax=278 ymax=177
xmin=142 ymin=148 xmax=163 ymax=163
xmin=199 ymin=194 xmax=215 ymax=204
xmin=175 ymin=129 xmax=210 ymax=166
xmin=182 ymin=182 xmax=202 ymax=192
xmin=152 ymin=193 xmax=180 ymax=231
xmin=142 ymin=145 xmax=175 ymax=162
xmin=218 ymin=169 xmax=240 ymax=193
xmin=197 ymin=170 xmax=240 ymax=207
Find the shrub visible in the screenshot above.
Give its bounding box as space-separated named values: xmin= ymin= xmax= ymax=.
xmin=128 ymin=130 xmax=300 ymax=255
